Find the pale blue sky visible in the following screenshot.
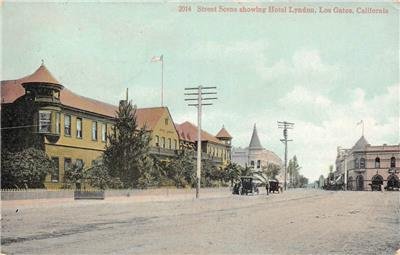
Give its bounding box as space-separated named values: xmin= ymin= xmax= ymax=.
xmin=2 ymin=2 xmax=399 ymax=181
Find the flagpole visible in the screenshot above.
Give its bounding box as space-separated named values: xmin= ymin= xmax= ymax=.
xmin=161 ymin=55 xmax=164 ymax=107
xmin=362 ymin=120 xmax=364 ymax=136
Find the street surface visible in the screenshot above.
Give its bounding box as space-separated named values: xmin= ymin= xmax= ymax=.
xmin=1 ymin=189 xmax=399 ymax=254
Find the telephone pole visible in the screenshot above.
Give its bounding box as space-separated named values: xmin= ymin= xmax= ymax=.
xmin=278 ymin=121 xmax=294 ymax=191
xmin=184 ymin=86 xmax=217 ymax=199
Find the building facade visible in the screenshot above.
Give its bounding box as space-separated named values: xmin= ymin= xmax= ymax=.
xmin=175 ymin=121 xmax=232 ymax=167
xmin=1 ymin=64 xmax=180 ymax=188
xmin=335 ymin=136 xmax=400 ymax=191
xmin=232 ymin=124 xmax=283 ymax=180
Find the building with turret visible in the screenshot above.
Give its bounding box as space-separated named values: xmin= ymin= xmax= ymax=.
xmin=232 ymin=124 xmax=282 ymax=177
xmin=175 ymin=122 xmax=232 ymax=167
xmin=335 ymin=136 xmax=400 ymax=191
xmin=1 ymin=64 xmax=179 ymax=188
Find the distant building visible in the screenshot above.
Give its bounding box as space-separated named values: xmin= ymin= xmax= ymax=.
xmin=335 ymin=136 xmax=400 ymax=191
xmin=175 ymin=122 xmax=232 ymax=167
xmin=232 ymin=124 xmax=282 ymax=180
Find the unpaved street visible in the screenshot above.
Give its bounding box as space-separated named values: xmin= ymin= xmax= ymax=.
xmin=1 ymin=189 xmax=399 ymax=254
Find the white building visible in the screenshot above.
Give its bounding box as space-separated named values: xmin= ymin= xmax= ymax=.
xmin=232 ymin=124 xmax=283 ymax=181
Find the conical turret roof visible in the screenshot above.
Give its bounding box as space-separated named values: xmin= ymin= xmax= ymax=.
xmin=249 ymin=124 xmax=263 ymax=150
xmin=352 ymin=136 xmax=369 ymax=151
xmin=22 ymin=63 xmax=61 ymax=85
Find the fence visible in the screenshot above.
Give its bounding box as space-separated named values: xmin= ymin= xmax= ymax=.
xmin=1 ymin=187 xmax=230 ymax=201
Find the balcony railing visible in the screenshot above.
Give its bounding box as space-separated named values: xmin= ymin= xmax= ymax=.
xmin=149 ymin=147 xmax=224 ymax=163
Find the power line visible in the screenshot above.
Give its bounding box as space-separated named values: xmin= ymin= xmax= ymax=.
xmin=184 ymin=86 xmax=217 ymax=199
xmin=278 ymin=121 xmax=295 ymax=191
xmin=1 ymin=124 xmax=40 ymax=130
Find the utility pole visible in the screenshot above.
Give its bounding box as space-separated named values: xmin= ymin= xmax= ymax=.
xmin=184 ymin=86 xmax=217 ymax=199
xmin=278 ymin=121 xmax=294 ymax=191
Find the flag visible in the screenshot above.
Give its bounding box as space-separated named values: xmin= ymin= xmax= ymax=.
xmin=151 ymin=55 xmax=163 ymax=62
xmin=356 ymin=120 xmax=363 ymax=126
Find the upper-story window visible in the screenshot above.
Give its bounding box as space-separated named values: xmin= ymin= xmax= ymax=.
xmin=161 ymin=137 xmax=165 ymax=148
xmin=168 ymin=138 xmax=171 ymax=149
xmin=174 ymin=139 xmax=177 ymax=150
xmin=360 ymin=158 xmax=366 ymax=169
xmin=257 ymin=160 xmax=261 ymax=169
xmin=55 ymin=112 xmax=60 ymax=134
xmin=391 ymin=157 xmax=396 ymax=168
xmin=375 ymin=157 xmax=380 ymax=168
xmin=354 ymin=158 xmax=359 ymax=169
xmin=76 ymin=118 xmax=82 ymax=138
xmin=101 ymin=123 xmax=107 ymax=142
xmin=155 ymin=135 xmax=160 ymax=147
xmin=165 ymin=118 xmax=169 ymax=125
xmin=92 ymin=121 xmax=98 ymax=140
xmin=250 ymin=161 xmax=255 ymax=167
xmin=38 ymin=111 xmax=51 ymax=133
xmin=64 ymin=115 xmax=71 ymax=136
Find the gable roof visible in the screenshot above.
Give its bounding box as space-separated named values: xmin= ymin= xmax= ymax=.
xmin=249 ymin=124 xmax=263 ymax=150
xmin=175 ymin=121 xmax=224 ymax=145
xmin=216 ymin=126 xmax=232 ymax=139
xmin=136 ymin=107 xmax=171 ymax=131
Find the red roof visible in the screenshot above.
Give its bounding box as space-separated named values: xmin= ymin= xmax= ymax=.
xmin=23 ymin=64 xmax=61 ymax=85
xmin=1 ymin=65 xmax=173 ymax=131
xmin=216 ymin=126 xmax=232 ymax=139
xmin=175 ymin=121 xmax=224 ymax=145
xmin=136 ymin=107 xmax=168 ymax=130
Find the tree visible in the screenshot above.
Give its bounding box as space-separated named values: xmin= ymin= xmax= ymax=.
xmin=85 ymin=162 xmax=123 ymax=190
xmin=103 ymin=100 xmax=152 ymax=188
xmin=224 ymin=162 xmax=242 ymax=186
xmin=298 ymin=175 xmax=309 ymax=188
xmin=63 ymin=161 xmax=85 ymax=189
xmin=288 ymin=156 xmax=301 ymax=188
xmin=1 ymin=148 xmax=54 ymax=189
xmin=262 ymin=163 xmax=281 ymax=180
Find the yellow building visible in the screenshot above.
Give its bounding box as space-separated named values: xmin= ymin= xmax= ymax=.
xmin=175 ymin=121 xmax=232 ymax=167
xmin=1 ymin=64 xmax=179 ymax=188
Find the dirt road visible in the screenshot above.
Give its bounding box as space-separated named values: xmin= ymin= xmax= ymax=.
xmin=1 ymin=189 xmax=399 ymax=254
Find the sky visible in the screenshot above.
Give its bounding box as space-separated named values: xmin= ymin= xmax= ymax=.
xmin=2 ymin=1 xmax=399 ymax=181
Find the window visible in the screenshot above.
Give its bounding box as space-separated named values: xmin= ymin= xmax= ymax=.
xmin=257 ymin=160 xmax=261 ymax=169
xmin=168 ymin=138 xmax=171 ymax=149
xmin=165 ymin=118 xmax=169 ymax=125
xmin=76 ymin=118 xmax=82 ymax=138
xmin=101 ymin=123 xmax=107 ymax=142
xmin=391 ymin=157 xmax=396 ymax=168
xmin=51 ymin=157 xmax=59 ymax=182
xmin=354 ymin=158 xmax=359 ymax=169
xmin=161 ymin=137 xmax=165 ymax=148
xmin=360 ymin=158 xmax=366 ymax=169
xmin=251 ymin=161 xmax=255 ymax=167
xmin=64 ymin=158 xmax=72 ymax=178
xmin=375 ymin=157 xmax=380 ymax=168
xmin=38 ymin=111 xmax=51 ymax=133
xmin=92 ymin=121 xmax=98 ymax=140
xmin=64 ymin=115 xmax=71 ymax=136
xmin=55 ymin=112 xmax=60 ymax=134
xmin=155 ymin=135 xmax=160 ymax=147
xmin=76 ymin=159 xmax=84 ymax=168
xmin=174 ymin=139 xmax=177 ymax=150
